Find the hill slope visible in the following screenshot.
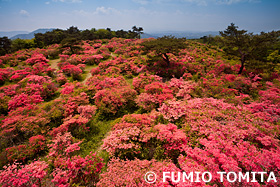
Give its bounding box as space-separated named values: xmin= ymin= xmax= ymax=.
xmin=0 ymin=38 xmax=279 ymax=186
xmin=0 ymin=31 xmax=29 ymax=38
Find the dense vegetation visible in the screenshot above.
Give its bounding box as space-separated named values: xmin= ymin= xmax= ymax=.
xmin=0 ymin=26 xmax=143 ymax=55
xmin=0 ymin=25 xmax=280 ymax=186
xmin=199 ymin=23 xmax=280 ymax=74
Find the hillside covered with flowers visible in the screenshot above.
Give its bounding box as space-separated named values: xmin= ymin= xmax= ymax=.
xmin=0 ymin=37 xmax=279 ymax=186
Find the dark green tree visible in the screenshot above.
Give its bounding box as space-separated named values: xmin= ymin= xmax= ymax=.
xmin=132 ymin=26 xmax=144 ymax=39
xmin=34 ymin=29 xmax=66 ymax=47
xmin=81 ymin=29 xmax=96 ymax=40
xmin=115 ymin=30 xmax=127 ymax=38
xmin=0 ymin=37 xmax=12 ymax=55
xmin=60 ymin=37 xmax=82 ymax=55
xmin=220 ymin=23 xmax=280 ymax=74
xmin=141 ymin=35 xmax=187 ymax=67
xmin=11 ymin=38 xmax=35 ymax=51
xmin=67 ymin=26 xmax=80 ymax=35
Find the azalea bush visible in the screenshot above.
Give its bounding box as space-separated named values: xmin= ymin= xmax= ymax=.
xmin=136 ymin=82 xmax=173 ymax=111
xmin=94 ymin=86 xmax=137 ymax=116
xmin=97 ymin=158 xmax=182 ymax=187
xmin=102 ymin=114 xmax=187 ymax=160
xmin=61 ymin=64 xmax=84 ymax=80
xmin=25 ymin=53 xmax=49 ymax=65
xmin=0 ymin=161 xmax=49 ymax=187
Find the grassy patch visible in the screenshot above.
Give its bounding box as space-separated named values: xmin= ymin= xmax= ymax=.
xmin=79 ymin=118 xmax=119 ymax=158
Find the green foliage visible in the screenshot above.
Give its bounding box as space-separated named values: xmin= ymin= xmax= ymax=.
xmin=219 ymin=23 xmax=280 ymax=74
xmin=267 ymin=50 xmax=280 ymax=63
xmin=0 ymin=37 xmax=12 ymax=55
xmin=61 ymin=38 xmax=83 ymax=55
xmin=141 ymin=36 xmax=187 ymax=67
xmin=0 ymin=95 xmax=9 ymax=116
xmin=80 ymin=118 xmax=115 ymax=157
xmin=132 ymin=26 xmax=144 ymax=39
xmin=11 ymin=38 xmax=36 ymax=51
xmin=34 ymin=26 xmax=144 ymax=48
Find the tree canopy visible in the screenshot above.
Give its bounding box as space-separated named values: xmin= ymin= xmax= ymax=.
xmin=219 ymin=23 xmax=280 ymax=74
xmin=0 ymin=37 xmax=12 ymax=56
xmin=141 ymin=36 xmax=187 ymax=67
xmin=34 ymin=26 xmax=144 ymax=48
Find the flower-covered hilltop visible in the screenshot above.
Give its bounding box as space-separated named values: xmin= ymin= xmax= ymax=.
xmin=0 ymin=33 xmax=280 ymax=186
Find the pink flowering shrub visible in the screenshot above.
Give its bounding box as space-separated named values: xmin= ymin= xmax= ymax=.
xmin=25 ymin=53 xmax=49 ymax=65
xmin=48 ymin=132 xmax=104 ymax=186
xmin=61 ymin=92 xmax=90 ymax=117
xmin=97 ymin=158 xmax=184 ymax=187
xmin=5 ymin=144 xmax=29 ymax=163
xmin=93 ymin=57 xmax=132 ymax=76
xmin=168 ymin=77 xmax=198 ymax=100
xmin=90 ymin=67 xmax=101 ymax=76
xmin=118 ymin=59 xmax=144 ymax=77
xmin=0 ymin=68 xmax=13 ymax=85
xmin=200 ymin=77 xmax=238 ymax=99
xmin=60 ymin=81 xmax=88 ymax=97
xmin=61 ymin=64 xmax=83 ymax=80
xmin=102 ymin=114 xmax=187 ymax=160
xmin=1 ymin=131 xmax=104 ymax=187
xmin=77 ymin=105 xmax=97 ymax=119
xmin=10 ymin=68 xmax=32 ymax=82
xmin=5 ymin=135 xmax=46 ymax=163
xmin=158 ymin=99 xmax=188 ymax=121
xmin=132 ymin=73 xmax=162 ymax=93
xmin=82 ymin=54 xmax=103 ymax=65
xmin=50 ymin=115 xmax=89 ymax=137
xmin=246 ymin=81 xmax=280 ymax=123
xmin=94 ymin=86 xmax=137 ymax=115
xmin=19 ymin=75 xmax=58 ymax=99
xmin=48 ymin=132 xmax=82 ymax=158
xmin=51 ymin=152 xmax=103 ymax=186
xmin=56 ymin=73 xmax=68 ymax=85
xmin=31 ymin=62 xmax=53 ymax=76
xmin=104 ymin=66 xmax=122 ymax=76
xmin=86 ymin=75 xmax=128 ymax=91
xmin=1 ymin=112 xmax=50 ymax=148
xmin=147 ymin=57 xmax=187 ymax=78
xmin=59 ymin=54 xmax=70 ymax=62
xmin=136 ymin=82 xmax=173 ymax=111
xmin=170 ymin=98 xmax=280 ymax=186
xmin=65 ymin=54 xmax=83 ymax=65
xmin=8 ymin=93 xmax=43 ymax=110
xmin=0 ymin=161 xmax=49 ymax=187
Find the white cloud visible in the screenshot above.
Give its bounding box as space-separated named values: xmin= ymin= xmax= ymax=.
xmin=52 ymin=0 xmax=82 ymax=3
xmin=181 ymin=0 xmax=261 ymax=5
xmin=216 ymin=0 xmax=242 ymax=4
xmin=182 ymin=0 xmax=207 ymax=6
xmin=45 ymin=1 xmax=50 ymax=4
xmin=72 ymin=7 xmax=121 ymax=17
xmin=19 ymin=10 xmax=30 ymax=17
xmin=93 ymin=7 xmax=121 ymax=15
xmin=133 ymin=0 xmax=150 ymax=5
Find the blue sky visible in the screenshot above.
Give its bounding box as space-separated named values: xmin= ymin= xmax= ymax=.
xmin=0 ymin=0 xmax=279 ymax=33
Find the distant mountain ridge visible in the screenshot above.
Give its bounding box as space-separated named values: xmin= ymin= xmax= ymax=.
xmin=10 ymin=28 xmax=56 ymax=40
xmin=0 ymin=31 xmax=29 ymax=38
xmin=1 ymin=28 xmax=220 ymax=40
xmin=141 ymin=31 xmax=219 ymax=39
